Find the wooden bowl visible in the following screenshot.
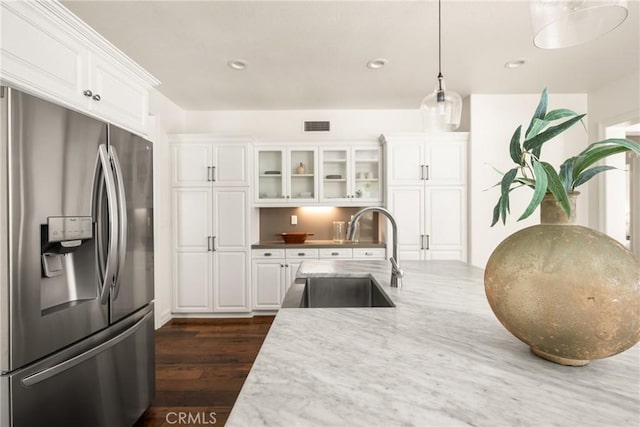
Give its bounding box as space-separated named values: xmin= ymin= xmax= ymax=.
xmin=277 ymin=232 xmax=314 ymax=244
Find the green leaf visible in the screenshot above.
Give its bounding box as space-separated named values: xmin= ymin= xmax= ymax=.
xmin=491 ymin=197 xmax=501 ymax=227
xmin=514 ymin=176 xmax=536 ymax=188
xmin=525 ymin=88 xmax=548 ymax=137
xmin=574 ymin=165 xmax=618 ymax=187
xmin=559 ymin=157 xmax=576 ymax=193
xmin=523 ymin=114 xmax=586 ymax=152
xmin=500 ymin=167 xmax=519 ymax=219
xmin=509 ymin=125 xmax=523 ymax=164
xmin=518 ymin=160 xmax=548 ymax=221
xmin=525 ymin=119 xmax=549 ymax=140
xmin=540 ymin=162 xmax=571 ymax=218
xmin=572 ymin=145 xmax=629 ymax=183
xmin=581 ymin=138 xmax=640 ymax=156
xmin=544 ymin=109 xmax=579 ymax=121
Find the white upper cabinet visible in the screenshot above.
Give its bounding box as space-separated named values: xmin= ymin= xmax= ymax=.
xmin=0 ymin=1 xmax=159 ymax=135
xmin=255 ymin=146 xmax=318 ymax=204
xmin=171 ymin=137 xmax=252 ymax=187
xmin=319 ymin=145 xmax=382 ymax=205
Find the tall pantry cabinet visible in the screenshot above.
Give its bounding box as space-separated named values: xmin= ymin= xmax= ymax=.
xmin=171 ymin=136 xmax=252 ymax=314
xmin=381 ymin=133 xmax=468 ymax=262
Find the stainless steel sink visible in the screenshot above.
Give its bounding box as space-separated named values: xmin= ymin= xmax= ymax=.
xmin=282 ymin=276 xmax=395 ymax=308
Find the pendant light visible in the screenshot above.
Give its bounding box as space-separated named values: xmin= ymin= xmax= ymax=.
xmin=530 ymin=0 xmax=629 ymax=49
xmin=420 ymin=0 xmax=462 ymax=132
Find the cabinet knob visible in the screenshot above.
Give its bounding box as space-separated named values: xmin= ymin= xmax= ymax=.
xmin=83 ymin=89 xmax=93 ymax=97
xmin=92 ymin=94 xmax=101 ymax=102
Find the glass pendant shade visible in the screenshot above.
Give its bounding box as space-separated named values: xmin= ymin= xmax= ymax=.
xmin=420 ymin=77 xmax=462 ymax=132
xmin=530 ymin=0 xmax=629 ymax=49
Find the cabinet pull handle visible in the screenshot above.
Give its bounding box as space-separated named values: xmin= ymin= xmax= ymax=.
xmin=83 ymin=89 xmax=93 ymax=97
xmin=365 ymin=252 xmax=373 ymax=256
xmin=420 ymin=165 xmax=425 ymax=180
xmin=212 ymin=166 xmax=216 ymax=182
xmin=298 ymin=253 xmax=305 ymax=256
xmin=207 ymin=166 xmax=213 ymax=182
xmin=92 ymin=94 xmax=101 ymax=102
xmin=426 ymin=234 xmax=430 ymax=250
xmin=425 ymin=165 xmax=430 ymax=180
xmin=207 ymin=236 xmax=214 ymax=252
xmin=264 ymin=253 xmax=272 ymax=256
xmin=212 ymin=236 xmax=216 ymax=252
xmin=331 ymin=252 xmax=339 ymax=256
xmin=420 ymin=234 xmax=424 ymax=250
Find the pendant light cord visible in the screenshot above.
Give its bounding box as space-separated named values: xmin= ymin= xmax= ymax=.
xmin=438 ymin=0 xmax=442 ymax=77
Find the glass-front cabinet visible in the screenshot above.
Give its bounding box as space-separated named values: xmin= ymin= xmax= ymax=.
xmin=319 ymin=146 xmax=382 ymax=204
xmin=255 ymin=147 xmax=317 ymax=204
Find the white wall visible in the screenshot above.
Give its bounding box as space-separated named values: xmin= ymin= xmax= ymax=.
xmin=586 ymin=70 xmax=640 ymax=231
xmin=149 ymin=90 xmax=185 ymax=328
xmin=468 ymin=93 xmax=589 ymax=268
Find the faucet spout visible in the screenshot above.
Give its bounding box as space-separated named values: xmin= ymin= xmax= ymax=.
xmin=348 ymin=207 xmax=403 ymax=288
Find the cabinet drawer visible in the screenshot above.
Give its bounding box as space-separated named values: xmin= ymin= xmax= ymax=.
xmin=318 ymin=248 xmax=353 ymax=259
xmin=352 ymin=248 xmax=386 ymax=259
xmin=285 ymin=249 xmax=319 ymax=259
xmin=252 ymin=249 xmax=285 ymax=258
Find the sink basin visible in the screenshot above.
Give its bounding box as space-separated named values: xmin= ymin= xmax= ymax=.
xmin=282 ymin=276 xmax=395 ymax=308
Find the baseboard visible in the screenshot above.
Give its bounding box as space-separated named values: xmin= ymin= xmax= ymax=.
xmin=156 ymin=307 xmax=172 ymax=329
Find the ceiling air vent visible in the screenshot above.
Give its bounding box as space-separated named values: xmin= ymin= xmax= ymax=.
xmin=304 ymin=121 xmax=330 ymax=133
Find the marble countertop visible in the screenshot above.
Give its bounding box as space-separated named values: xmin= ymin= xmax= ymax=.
xmin=227 ymin=260 xmax=640 ymax=427
xmin=251 ymin=240 xmax=386 ymax=249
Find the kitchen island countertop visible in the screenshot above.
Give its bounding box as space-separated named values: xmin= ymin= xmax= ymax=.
xmin=251 ymin=240 xmax=386 ymax=249
xmin=227 ymin=260 xmax=640 ymax=427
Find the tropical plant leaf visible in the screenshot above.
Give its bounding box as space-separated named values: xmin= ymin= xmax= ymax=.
xmin=491 ymin=197 xmax=502 ymax=227
xmin=572 ymin=145 xmax=629 ymax=182
xmin=559 ymin=157 xmax=576 ymax=193
xmin=523 ymin=114 xmax=586 ymax=152
xmin=518 ymin=160 xmax=548 ymax=221
xmin=509 ymin=125 xmax=523 ymax=164
xmin=500 ymin=167 xmax=519 ymax=218
xmin=514 ymin=176 xmax=535 ymax=188
xmin=540 ymin=161 xmax=571 ymax=218
xmin=580 ymin=138 xmax=640 ymax=156
xmin=544 ymin=108 xmax=579 ymax=121
xmin=525 ymin=88 xmax=548 ymax=137
xmin=525 ymin=118 xmax=549 ymax=140
xmin=574 ymin=165 xmax=618 ymax=188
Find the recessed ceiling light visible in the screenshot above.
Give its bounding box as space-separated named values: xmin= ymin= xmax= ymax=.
xmin=367 ymin=58 xmax=388 ymax=69
xmin=505 ymin=59 xmax=526 ymax=69
xmin=227 ymin=60 xmax=247 ymax=70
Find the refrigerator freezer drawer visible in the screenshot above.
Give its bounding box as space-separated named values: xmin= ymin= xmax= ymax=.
xmin=2 ymin=305 xmax=154 ymax=427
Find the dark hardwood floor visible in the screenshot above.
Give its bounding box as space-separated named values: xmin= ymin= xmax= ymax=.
xmin=134 ymin=316 xmax=275 ymax=427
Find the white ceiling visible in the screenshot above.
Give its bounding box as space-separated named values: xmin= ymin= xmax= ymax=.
xmin=62 ymin=0 xmax=640 ymax=111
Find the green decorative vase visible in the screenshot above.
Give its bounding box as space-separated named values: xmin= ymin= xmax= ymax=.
xmin=484 ymin=192 xmax=640 ymax=366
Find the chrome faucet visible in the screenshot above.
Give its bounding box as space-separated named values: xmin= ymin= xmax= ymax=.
xmin=347 ymin=207 xmax=404 ymax=288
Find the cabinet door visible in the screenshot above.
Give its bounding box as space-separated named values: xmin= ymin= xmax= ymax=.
xmin=386 ymin=142 xmax=424 ymax=186
xmin=173 ymin=188 xmax=212 ymax=251
xmin=0 ymin=3 xmax=87 ymax=111
xmin=213 ymin=144 xmax=250 ymax=186
xmin=352 ymin=147 xmax=382 ymax=203
xmin=287 ymin=147 xmax=318 ymax=202
xmin=425 ymin=140 xmax=465 ymax=186
xmin=172 ymin=188 xmax=213 ymax=312
xmin=212 ymin=188 xmax=249 ymax=251
xmin=214 ymin=252 xmax=249 ymax=312
xmin=320 ymin=148 xmax=351 ymax=202
xmin=252 ymin=260 xmax=285 ymax=310
xmin=172 ymin=143 xmax=214 ymax=187
xmin=89 ymin=52 xmax=149 ymax=134
xmin=387 ymin=186 xmax=425 ymax=261
xmin=173 ymin=252 xmax=212 ymax=312
xmin=425 ymin=187 xmax=466 ymax=261
xmin=256 ymin=148 xmax=286 ymax=202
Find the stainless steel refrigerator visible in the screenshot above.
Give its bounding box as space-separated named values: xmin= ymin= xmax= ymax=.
xmin=0 ymin=87 xmax=155 ymax=426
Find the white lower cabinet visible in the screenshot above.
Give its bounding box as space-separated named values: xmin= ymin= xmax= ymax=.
xmin=172 ymin=187 xmax=251 ymax=314
xmin=252 ymin=246 xmax=385 ymax=310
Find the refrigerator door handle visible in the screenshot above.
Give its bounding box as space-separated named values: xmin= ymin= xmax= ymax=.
xmin=93 ymin=145 xmax=119 ymax=305
xmin=20 ymin=310 xmax=153 ymax=387
xmin=109 ymin=146 xmax=127 ymax=300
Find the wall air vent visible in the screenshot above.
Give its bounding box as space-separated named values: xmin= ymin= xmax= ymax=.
xmin=303 ymin=121 xmax=330 ymax=132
